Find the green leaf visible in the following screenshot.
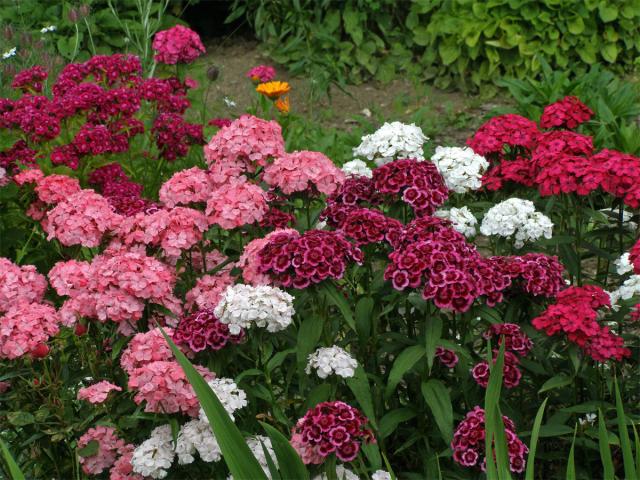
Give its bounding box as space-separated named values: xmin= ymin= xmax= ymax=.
xmin=421 ymin=379 xmax=453 ymax=443
xmin=598 ymin=409 xmax=615 ymax=480
xmin=319 ymin=283 xmax=355 ymax=331
xmin=598 ymin=4 xmax=618 ymax=22
xmin=424 ymin=316 xmax=442 ymax=374
xmin=614 ymin=377 xmax=638 ymax=480
xmin=567 ymin=16 xmax=585 ymax=35
xmin=260 ymin=422 xmax=309 ymax=480
xmin=525 ymin=398 xmax=548 ymax=480
xmin=296 ymin=315 xmax=324 ymax=374
xmin=379 ymin=408 xmax=417 ymax=438
xmin=484 ymin=343 xmax=511 ymax=480
xmin=384 ymin=345 xmax=425 ymax=399
xmin=346 ymin=366 xmax=377 ymax=429
xmin=355 ymin=297 xmax=374 ymax=341
xmin=77 ymin=440 xmax=99 ymax=458
xmin=566 ymin=425 xmax=578 ymax=480
xmin=0 ymin=437 xmax=25 ymax=480
xmin=601 ymin=43 xmax=619 ymax=63
xmin=159 ymin=328 xmax=268 ymax=480
xmin=439 ymin=41 xmax=461 ymax=65
xmin=538 ymin=373 xmax=572 ymax=393
xmin=6 ymin=412 xmax=34 ymax=427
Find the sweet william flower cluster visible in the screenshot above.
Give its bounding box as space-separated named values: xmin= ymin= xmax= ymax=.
xmin=353 ymin=121 xmax=428 ymax=166
xmin=306 ymin=346 xmax=358 ymax=379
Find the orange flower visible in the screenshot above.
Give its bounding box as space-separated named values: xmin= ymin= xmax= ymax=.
xmin=275 ymin=96 xmax=290 ymax=114
xmin=256 ymin=81 xmax=291 ymax=99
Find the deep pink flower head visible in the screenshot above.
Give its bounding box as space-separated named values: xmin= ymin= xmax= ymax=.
xmin=108 ymin=445 xmax=142 ymax=480
xmin=452 ymin=406 xmax=528 ymax=474
xmin=152 ymin=112 xmax=204 ymax=161
xmin=291 ymin=401 xmax=374 ymax=464
xmin=77 ymin=426 xmax=127 ymax=475
xmin=12 ymin=65 xmax=48 ymax=92
xmin=0 ymin=257 xmax=47 ymax=313
xmin=435 ymin=346 xmax=458 ymax=368
xmin=238 ymin=229 xmax=298 ymax=286
xmin=208 ymin=117 xmax=232 ymax=128
xmin=34 ymin=174 xmax=81 ymax=204
xmin=630 ymin=238 xmax=640 ymax=275
xmin=205 ymin=179 xmax=268 ymax=229
xmin=372 ymin=159 xmax=448 ymax=217
xmin=77 ymin=381 xmax=122 ymax=404
xmin=174 ymin=308 xmax=244 ymax=352
xmin=257 ymin=229 xmax=363 ymax=289
xmin=467 ymin=114 xmax=539 ymax=158
xmin=0 ymin=302 xmax=59 ymax=360
xmin=204 ymin=114 xmax=285 ymax=171
xmin=246 ymin=65 xmax=276 ymax=83
xmin=482 ymin=323 xmax=533 ymax=357
xmin=152 ymin=25 xmax=205 ymax=64
xmin=13 ymin=168 xmax=44 ymax=186
xmin=590 ymin=149 xmax=640 ymax=209
xmin=160 ymin=167 xmax=213 ymax=207
xmin=491 ymin=254 xmax=565 ymax=298
xmin=263 ymin=151 xmax=345 ymax=196
xmin=540 ymin=96 xmax=593 ymax=130
xmin=325 ymin=206 xmax=402 ymax=246
xmin=260 ymin=207 xmax=295 ymax=230
xmin=472 ymin=350 xmax=522 ymax=389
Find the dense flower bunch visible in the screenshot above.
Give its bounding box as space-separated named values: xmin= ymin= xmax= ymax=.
xmin=325 ymin=206 xmax=402 ymax=246
xmin=185 ymin=271 xmax=236 ymax=311
xmin=0 ymin=301 xmax=59 ymax=359
xmin=214 ymin=284 xmax=295 ymax=334
xmin=260 ymin=206 xmax=296 ymax=229
xmin=174 ymin=308 xmax=244 ymax=352
xmin=372 ymin=159 xmax=449 ymax=216
xmin=492 ymin=253 xmax=565 ymax=298
xmin=430 ymin=146 xmax=489 ymax=193
xmin=480 ymin=198 xmax=553 ymax=248
xmin=0 ymin=257 xmax=47 ymax=312
xmin=532 ymin=286 xmax=630 ymax=362
xmin=131 ymin=425 xmax=176 ymax=478
xmin=540 ymin=96 xmax=593 ymax=130
xmin=257 ymin=229 xmax=363 ymax=288
xmin=159 ymin=167 xmax=213 ymax=207
xmin=353 ymin=121 xmax=428 ymax=166
xmin=452 ymin=406 xmax=528 ymax=473
xmin=237 ymin=229 xmax=297 ymax=286
xmin=435 ymin=207 xmax=477 ymax=238
xmin=205 ymin=179 xmax=268 ymax=229
xmin=263 ymin=150 xmax=345 ymax=196
xmin=291 ymin=401 xmax=374 ymax=464
xmin=246 ymin=65 xmax=276 ymax=83
xmin=77 ymin=426 xmax=128 ymax=475
xmin=77 ymin=381 xmax=122 ymax=404
xmin=341 ymin=159 xmax=373 ymax=178
xmin=11 ymin=65 xmax=48 ymax=92
xmin=306 ymin=346 xmax=358 ymax=379
xmin=327 ymin=175 xmax=381 ymax=207
xmin=88 ymin=163 xmax=153 ymax=216
xmin=152 ymin=25 xmax=205 ymax=64
xmin=467 ymin=114 xmax=539 ymax=158
xmin=152 ymin=112 xmax=204 ymax=161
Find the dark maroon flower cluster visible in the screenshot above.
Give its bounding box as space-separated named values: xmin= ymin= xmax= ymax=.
xmin=452 ymin=406 xmax=528 ymax=473
xmin=259 ymin=207 xmax=295 ymax=229
xmin=208 ymin=118 xmax=233 ymax=128
xmin=492 ymin=253 xmax=565 ymax=298
xmin=257 ymin=229 xmax=363 ymax=288
xmin=472 ymin=323 xmax=532 ymax=389
xmin=532 ymin=286 xmax=630 ymax=362
xmin=540 ymin=96 xmax=593 ymax=130
xmin=435 ymin=346 xmax=458 ymax=368
xmin=152 ymin=112 xmax=204 ymax=161
xmin=385 ymin=220 xmax=511 ymax=312
xmin=372 ymin=159 xmax=448 ymax=216
xmin=0 ymin=140 xmax=36 ymax=174
xmin=290 ymin=401 xmax=374 ymax=464
xmin=329 ymin=176 xmax=381 ymax=207
xmin=11 ymin=65 xmax=48 ymax=93
xmin=321 ymin=206 xmax=402 ymax=247
xmin=89 ymin=163 xmax=155 ymax=216
xmin=174 ymin=308 xmax=244 ymax=352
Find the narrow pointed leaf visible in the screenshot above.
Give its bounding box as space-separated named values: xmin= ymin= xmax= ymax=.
xmin=0 ymin=438 xmax=25 ymax=480
xmin=260 ymin=422 xmax=309 ymax=480
xmin=525 ymin=397 xmax=548 ymax=480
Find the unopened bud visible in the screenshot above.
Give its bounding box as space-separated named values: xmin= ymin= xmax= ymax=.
xmin=68 ymin=7 xmax=79 ymax=23
xmin=79 ymin=4 xmax=90 ymax=18
xmin=207 ymin=65 xmax=220 ymax=82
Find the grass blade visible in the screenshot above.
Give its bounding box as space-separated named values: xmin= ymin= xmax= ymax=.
xmin=614 ymin=377 xmax=638 ymax=480
xmin=159 ymin=328 xmax=268 ymax=480
xmin=0 ymin=438 xmax=25 ymax=480
xmin=525 ymin=397 xmax=548 ymax=480
xmin=484 ymin=341 xmax=511 ymax=480
xmin=566 ymin=425 xmax=577 ymax=480
xmin=260 ymin=422 xmax=309 ymax=480
xmin=597 ymin=409 xmax=615 ymax=480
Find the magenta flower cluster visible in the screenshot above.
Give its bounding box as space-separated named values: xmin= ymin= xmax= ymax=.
xmin=152 ymin=25 xmax=206 ymax=65
xmin=174 ymin=308 xmax=244 ymax=352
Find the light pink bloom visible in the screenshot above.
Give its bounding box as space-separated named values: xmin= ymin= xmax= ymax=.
xmin=0 ymin=257 xmax=47 ymax=313
xmin=206 ymin=179 xmax=268 ymax=229
xmin=0 ymin=302 xmax=59 ymax=359
xmin=78 ymin=381 xmax=122 ymax=404
xmin=34 ymin=174 xmax=81 ymax=204
xmin=77 ymin=426 xmax=127 ymax=475
xmin=159 ymin=167 xmax=213 ymax=207
xmin=263 ymin=150 xmax=345 ymax=196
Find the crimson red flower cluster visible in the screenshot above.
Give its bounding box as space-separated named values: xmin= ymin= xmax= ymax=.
xmin=452 ymin=406 xmax=528 ymax=473
xmin=631 ymin=239 xmax=640 ymax=274
xmin=290 ymin=401 xmax=374 ymax=464
xmin=257 ymin=230 xmax=363 ymax=288
xmin=532 ymin=286 xmax=630 ymax=362
xmin=11 ymin=65 xmax=48 ymax=93
xmin=174 ymin=308 xmax=244 ymax=352
xmin=540 ymin=95 xmax=594 ymax=130
xmin=372 ymin=159 xmax=448 ymax=216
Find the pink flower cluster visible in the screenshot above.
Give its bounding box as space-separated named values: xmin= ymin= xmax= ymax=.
xmin=238 ymin=229 xmax=297 ymax=286
xmin=472 ymin=323 xmax=532 ymax=389
xmin=49 ymin=249 xmax=179 ymax=330
xmin=532 ymin=285 xmax=630 ymax=362
xmin=540 ymin=96 xmax=593 ymax=130
xmin=174 ymin=308 xmax=244 ymax=352
xmin=452 ymin=406 xmax=528 ymax=473
xmin=121 ymin=328 xmax=215 ymax=416
xmin=152 ymin=25 xmax=205 ymax=64
xmin=0 ymin=257 xmax=47 ymax=312
xmin=77 ymin=426 xmax=128 ymax=475
xmin=263 ymin=151 xmax=345 ymax=196
xmin=159 ymin=167 xmax=213 ymax=207
xmin=246 ymin=65 xmax=276 ymax=83
xmin=257 ymin=229 xmax=363 ymax=288
xmin=372 ymin=159 xmax=448 ymax=216
xmin=77 ymin=381 xmax=122 ymax=404
xmin=11 ymin=65 xmax=48 ymax=92
xmin=290 ymin=401 xmax=374 ymax=464
xmin=205 ymin=179 xmax=268 ymax=229
xmin=185 ymin=271 xmax=236 ymax=311
xmin=435 ymin=347 xmax=459 ymax=368
xmin=0 ymin=301 xmax=59 ymax=360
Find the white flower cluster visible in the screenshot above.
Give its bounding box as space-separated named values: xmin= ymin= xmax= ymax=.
xmin=615 ymin=253 xmax=634 ymax=275
xmin=2 ymin=47 xmax=16 ymax=60
xmin=372 ymin=471 xmax=393 ymax=480
xmin=247 ymin=435 xmax=278 ymax=479
xmin=199 ymin=378 xmax=248 ymax=421
xmin=342 ymin=159 xmax=373 ymax=178
xmin=430 ymin=146 xmax=489 ymax=193
xmin=215 ymin=284 xmax=295 ymax=334
xmin=353 ymin=121 xmax=428 ymax=167
xmin=313 ymin=465 xmax=359 ymax=480
xmin=131 ymin=425 xmax=176 ymax=479
xmin=609 ymin=275 xmax=640 ymax=306
xmin=435 ymin=207 xmax=477 ymax=238
xmin=480 ymin=198 xmax=553 ymax=248
xmin=40 ymin=25 xmax=56 ymax=33
xmin=176 ymin=419 xmax=222 ymax=464
xmin=306 ymin=346 xmax=358 ymax=379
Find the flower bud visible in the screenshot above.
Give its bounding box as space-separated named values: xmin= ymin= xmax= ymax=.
xmin=2 ymin=25 xmax=13 ymax=40
xmin=79 ymin=4 xmax=90 ymax=18
xmin=68 ymin=7 xmax=79 ymax=23
xmin=31 ymin=343 xmax=50 ymax=359
xmin=206 ymin=65 xmax=220 ymax=81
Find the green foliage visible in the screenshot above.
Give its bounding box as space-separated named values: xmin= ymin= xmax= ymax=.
xmin=230 ymin=0 xmax=640 ymax=91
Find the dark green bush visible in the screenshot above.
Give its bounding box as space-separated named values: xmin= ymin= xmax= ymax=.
xmin=231 ymin=0 xmax=640 ymax=90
